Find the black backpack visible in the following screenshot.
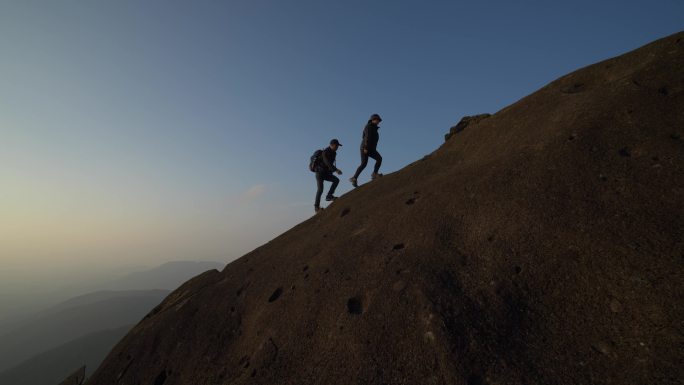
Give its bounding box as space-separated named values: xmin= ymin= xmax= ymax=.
xmin=309 ymin=149 xmax=323 ymax=172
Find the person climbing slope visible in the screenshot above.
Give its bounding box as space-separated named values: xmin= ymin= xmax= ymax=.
xmin=349 ymin=113 xmax=383 ymax=187
xmin=313 ymin=139 xmax=343 ymax=213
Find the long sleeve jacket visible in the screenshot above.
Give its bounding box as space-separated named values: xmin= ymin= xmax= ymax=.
xmin=320 ymin=147 xmax=338 ymax=173
xmin=361 ymin=121 xmax=380 ymax=151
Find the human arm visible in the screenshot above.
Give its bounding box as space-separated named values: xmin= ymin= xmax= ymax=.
xmin=321 ymin=149 xmax=338 ymax=172
xmin=361 ymin=125 xmax=369 ymax=151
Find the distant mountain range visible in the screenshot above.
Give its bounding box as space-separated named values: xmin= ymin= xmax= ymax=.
xmin=102 ymin=260 xmax=226 ymax=291
xmin=0 ymin=260 xmax=224 ymax=385
xmin=0 ymin=325 xmax=131 ymax=385
xmin=0 ymin=290 xmax=169 ymax=373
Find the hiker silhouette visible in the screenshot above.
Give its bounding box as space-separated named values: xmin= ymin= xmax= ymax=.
xmin=312 ymin=139 xmax=343 ymax=212
xmin=350 ymin=113 xmax=383 ymax=187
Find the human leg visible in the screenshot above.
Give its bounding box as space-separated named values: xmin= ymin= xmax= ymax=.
xmin=369 ymin=150 xmax=383 ymax=175
xmin=314 ymin=172 xmax=324 ymax=208
xmin=325 ymin=174 xmax=340 ymax=198
xmin=352 ymin=148 xmax=370 ymax=180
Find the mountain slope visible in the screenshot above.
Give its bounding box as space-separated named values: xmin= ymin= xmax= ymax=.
xmin=87 ymin=31 xmax=683 ymax=385
xmin=0 ymin=326 xmax=131 ymax=385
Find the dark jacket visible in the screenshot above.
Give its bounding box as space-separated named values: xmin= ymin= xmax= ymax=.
xmin=361 ymin=121 xmax=380 ymax=151
xmin=318 ymin=147 xmax=338 ymax=173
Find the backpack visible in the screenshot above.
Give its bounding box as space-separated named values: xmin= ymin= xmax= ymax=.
xmin=309 ymin=149 xmax=323 ymax=172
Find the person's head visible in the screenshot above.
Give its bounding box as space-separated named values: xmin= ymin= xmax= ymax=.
xmin=329 ymin=138 xmax=342 ymax=151
xmin=369 ymin=113 xmax=382 ymax=125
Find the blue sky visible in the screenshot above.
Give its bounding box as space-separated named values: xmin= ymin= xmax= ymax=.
xmin=1 ymin=0 xmax=682 ymax=282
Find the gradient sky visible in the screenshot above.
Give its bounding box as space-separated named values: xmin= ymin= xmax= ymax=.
xmin=1 ymin=1 xmax=683 ymax=288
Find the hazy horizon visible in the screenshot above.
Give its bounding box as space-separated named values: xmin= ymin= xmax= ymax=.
xmin=0 ymin=259 xmax=227 ymax=320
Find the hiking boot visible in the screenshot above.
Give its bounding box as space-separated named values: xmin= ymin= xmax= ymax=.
xmin=315 ymin=206 xmax=324 ymax=213
xmin=325 ymin=195 xmax=338 ymax=202
xmin=349 ymin=177 xmax=358 ymax=188
xmin=371 ymin=173 xmax=383 ymax=180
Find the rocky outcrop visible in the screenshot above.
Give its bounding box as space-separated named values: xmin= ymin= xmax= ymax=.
xmin=444 ymin=113 xmax=491 ymax=141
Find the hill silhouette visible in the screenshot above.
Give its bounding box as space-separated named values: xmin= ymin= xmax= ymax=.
xmin=0 ymin=260 xmax=224 ymax=335
xmin=87 ymin=32 xmax=683 ymax=385
xmin=0 ymin=291 xmax=168 ymax=372
xmin=0 ymin=325 xmax=130 ymax=385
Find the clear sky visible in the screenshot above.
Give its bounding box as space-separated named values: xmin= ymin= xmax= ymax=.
xmin=1 ymin=1 xmax=682 ymax=288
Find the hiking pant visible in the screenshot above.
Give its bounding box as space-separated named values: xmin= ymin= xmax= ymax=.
xmin=353 ymin=148 xmax=382 ymax=179
xmin=315 ymin=171 xmax=339 ymax=208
